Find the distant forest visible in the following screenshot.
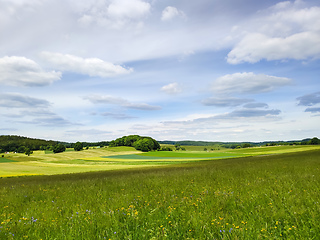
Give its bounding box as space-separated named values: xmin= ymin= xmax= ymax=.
xmin=159 ymin=137 xmax=320 ymax=149
xmin=0 ymin=135 xmax=319 ymax=153
xmin=0 ymin=135 xmax=109 ymax=153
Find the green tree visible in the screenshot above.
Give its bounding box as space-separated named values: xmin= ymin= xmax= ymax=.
xmin=17 ymin=146 xmax=26 ymax=153
xmin=109 ymin=135 xmax=160 ymax=152
xmin=25 ymin=148 xmax=33 ymax=156
xmin=74 ymin=142 xmax=83 ymax=151
xmin=53 ymin=144 xmax=66 ymax=153
xmin=309 ymin=137 xmax=320 ymax=145
xmin=242 ymin=143 xmax=251 ymax=148
xmin=160 ymin=146 xmax=173 ymax=151
xmin=124 ymin=135 xmax=141 ymax=147
xmin=134 ymin=138 xmax=154 ymax=152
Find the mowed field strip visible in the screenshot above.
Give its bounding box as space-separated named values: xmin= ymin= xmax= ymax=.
xmin=1 ymin=145 xmax=320 ymax=177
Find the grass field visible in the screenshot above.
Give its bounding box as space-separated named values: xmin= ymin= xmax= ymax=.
xmin=1 ymin=145 xmax=320 ymax=178
xmin=0 ymin=147 xmax=320 ymax=239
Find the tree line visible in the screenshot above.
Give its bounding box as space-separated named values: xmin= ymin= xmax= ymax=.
xmin=0 ymin=135 xmax=111 ymax=154
xmin=1 ymin=135 xmax=319 ymax=155
xmin=159 ymin=137 xmax=320 ymax=149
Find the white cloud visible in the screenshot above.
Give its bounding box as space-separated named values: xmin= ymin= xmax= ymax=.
xmin=0 ymin=0 xmax=42 ymax=29
xmin=212 ymin=72 xmax=292 ymax=95
xmin=40 ymin=52 xmax=133 ymax=77
xmin=161 ymin=6 xmax=185 ymax=21
xmin=161 ymin=82 xmax=182 ymax=95
xmin=107 ymin=0 xmax=150 ymax=20
xmin=0 ymin=56 xmax=61 ymax=87
xmin=227 ymin=0 xmax=320 ymax=63
xmin=84 ymin=94 xmax=161 ymax=111
xmin=76 ymin=0 xmax=150 ymax=29
xmin=227 ymin=32 xmax=320 ymax=64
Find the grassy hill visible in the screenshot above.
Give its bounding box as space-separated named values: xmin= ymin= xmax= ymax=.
xmin=2 ymin=145 xmax=320 ymax=178
xmin=1 ymin=148 xmax=320 ymax=239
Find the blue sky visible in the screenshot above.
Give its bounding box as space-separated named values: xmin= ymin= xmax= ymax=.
xmin=0 ymin=0 xmax=320 ymax=142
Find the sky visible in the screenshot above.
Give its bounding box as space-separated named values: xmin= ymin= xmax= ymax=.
xmin=0 ymin=0 xmax=320 ymax=142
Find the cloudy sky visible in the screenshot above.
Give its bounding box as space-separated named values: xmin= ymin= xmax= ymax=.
xmin=1 ymin=0 xmax=320 ymax=142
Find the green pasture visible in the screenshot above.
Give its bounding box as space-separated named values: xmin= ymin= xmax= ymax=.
xmin=1 ymin=148 xmax=320 ymax=239
xmin=1 ymin=145 xmax=320 ymax=178
xmin=0 ymin=157 xmax=16 ymax=163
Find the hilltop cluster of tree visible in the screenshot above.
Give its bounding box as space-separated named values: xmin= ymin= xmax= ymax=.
xmin=109 ymin=135 xmax=160 ymax=152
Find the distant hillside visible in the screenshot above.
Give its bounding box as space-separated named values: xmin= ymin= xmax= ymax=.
xmin=159 ymin=138 xmax=319 ymax=148
xmin=1 ymin=135 xmax=318 ymax=153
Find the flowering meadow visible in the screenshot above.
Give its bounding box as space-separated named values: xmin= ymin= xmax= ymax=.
xmin=1 ymin=149 xmax=320 ymax=239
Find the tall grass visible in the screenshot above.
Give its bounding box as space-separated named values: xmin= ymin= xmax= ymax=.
xmin=1 ymin=149 xmax=320 ymax=239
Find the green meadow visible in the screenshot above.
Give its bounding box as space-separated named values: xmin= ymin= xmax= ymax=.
xmin=1 ymin=145 xmax=319 ymax=177
xmin=1 ymin=145 xmax=320 ymax=239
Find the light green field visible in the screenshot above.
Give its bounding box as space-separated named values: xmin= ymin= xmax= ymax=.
xmin=1 ymin=148 xmax=320 ymax=239
xmin=1 ymin=145 xmax=320 ymax=177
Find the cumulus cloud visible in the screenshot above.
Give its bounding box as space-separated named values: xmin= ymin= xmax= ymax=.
xmin=227 ymin=32 xmax=320 ymax=64
xmin=161 ymin=82 xmax=182 ymax=95
xmin=202 ymin=97 xmax=253 ymax=107
xmin=0 ymin=93 xmax=50 ymax=108
xmin=161 ymin=6 xmax=185 ymax=21
xmin=107 ymin=0 xmax=150 ymax=20
xmin=40 ymin=52 xmax=133 ymax=77
xmin=84 ymin=95 xmax=161 ymax=110
xmin=297 ymin=92 xmax=320 ymax=106
xmin=0 ymin=56 xmax=61 ymax=87
xmin=227 ymin=0 xmax=320 ymax=63
xmin=76 ymin=0 xmax=150 ymax=29
xmin=212 ymin=72 xmax=292 ymax=95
